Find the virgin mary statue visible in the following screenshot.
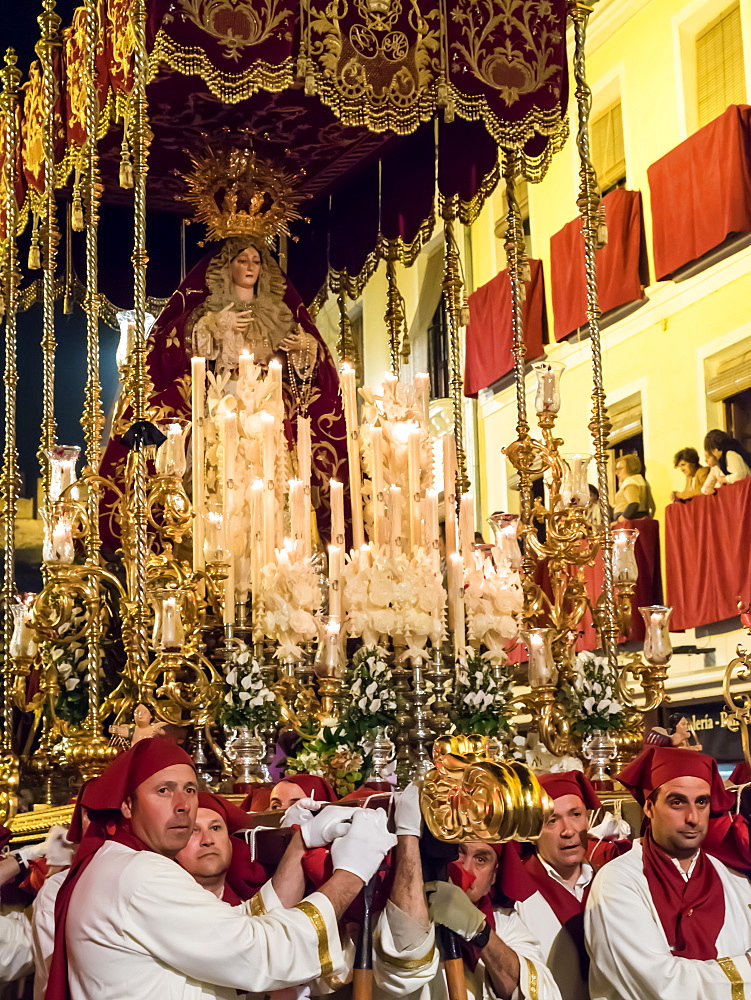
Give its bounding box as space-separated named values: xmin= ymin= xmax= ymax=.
xmin=98 ymin=234 xmax=348 ymax=552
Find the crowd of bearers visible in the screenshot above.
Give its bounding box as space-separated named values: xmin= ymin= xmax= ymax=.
xmin=1 ymin=737 xmax=750 ymax=1000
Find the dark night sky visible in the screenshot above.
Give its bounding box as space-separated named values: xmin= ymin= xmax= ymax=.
xmin=0 ymin=1 xmax=81 ymax=76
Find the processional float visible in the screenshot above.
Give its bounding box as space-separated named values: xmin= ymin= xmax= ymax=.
xmin=0 ymin=0 xmax=687 ymax=840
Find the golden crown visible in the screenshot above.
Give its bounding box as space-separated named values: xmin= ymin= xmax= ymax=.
xmin=181 ymin=144 xmax=304 ymax=244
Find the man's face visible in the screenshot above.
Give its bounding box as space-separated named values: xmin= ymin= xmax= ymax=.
xmin=536 ymin=793 xmax=588 ymax=878
xmin=230 ymin=248 xmax=261 ymax=290
xmin=269 ymin=780 xmax=306 ymax=811
xmin=457 ymin=842 xmax=499 ymax=903
xmin=644 ymin=776 xmax=711 ymax=858
xmin=121 ymin=763 xmax=198 ymax=858
xmin=176 ymin=807 xmax=233 ymax=883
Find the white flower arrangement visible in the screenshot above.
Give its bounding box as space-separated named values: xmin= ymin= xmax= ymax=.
xmin=45 ymin=603 xmax=90 ymax=724
xmin=463 ymin=548 xmax=523 ymax=663
xmin=342 ymin=546 xmax=445 ymax=655
xmin=509 ymin=731 xmax=585 ymax=773
xmin=341 ymin=646 xmax=398 ymax=740
xmin=451 ymin=652 xmax=514 ymax=736
xmin=561 ymin=650 xmax=626 ymax=736
xmin=217 ymin=642 xmax=279 ymax=730
xmin=254 ymin=541 xmax=323 ymax=660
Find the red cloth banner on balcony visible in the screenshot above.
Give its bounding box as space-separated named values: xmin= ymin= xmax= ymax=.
xmin=665 ymin=477 xmax=751 ymax=631
xmin=550 ymin=188 xmax=647 ymax=342
xmin=463 ymin=259 xmax=546 ymax=398
xmin=648 ymin=104 xmax=751 ymax=281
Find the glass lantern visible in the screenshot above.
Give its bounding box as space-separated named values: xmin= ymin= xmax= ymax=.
xmin=155 ymin=421 xmax=187 ymax=478
xmin=314 ymin=617 xmax=345 ymax=679
xmin=639 ymin=605 xmax=673 ymax=665
xmin=561 ymin=453 xmax=592 ymax=508
xmin=46 ymin=445 xmax=80 ymax=502
xmin=152 ymin=592 xmax=185 ymax=651
xmin=611 ymin=527 xmax=639 ymax=584
xmin=487 ymin=512 xmax=522 ymax=569
xmin=532 ymin=361 xmax=565 ymax=416
xmin=41 ymin=503 xmax=76 ymax=564
xmin=116 ymin=310 xmax=156 ymax=371
xmin=203 ymin=506 xmax=227 ymax=563
xmin=9 ymin=602 xmax=38 ymax=658
xmin=521 ymin=627 xmax=558 ymax=687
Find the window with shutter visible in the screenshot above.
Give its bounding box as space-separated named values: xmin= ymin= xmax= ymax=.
xmin=696 ymin=5 xmax=745 ymax=129
xmin=591 ymin=101 xmax=626 ymax=194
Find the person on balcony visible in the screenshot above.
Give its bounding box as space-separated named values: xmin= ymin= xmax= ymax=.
xmin=670 ymin=448 xmax=709 ymax=501
xmin=612 ymin=454 xmax=655 ymax=521
xmin=703 ymin=429 xmax=751 ymax=486
xmin=700 ymin=449 xmax=727 ymax=494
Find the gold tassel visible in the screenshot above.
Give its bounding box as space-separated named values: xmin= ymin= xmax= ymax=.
xmin=72 ymin=170 xmax=84 ymax=231
xmin=120 ymin=115 xmax=133 ymax=189
xmin=28 ymin=215 xmax=41 ymax=269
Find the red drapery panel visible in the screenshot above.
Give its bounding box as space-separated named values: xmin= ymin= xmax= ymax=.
xmin=549 ymin=188 xmax=647 ymax=342
xmin=665 ymin=478 xmax=751 ymax=630
xmin=463 ymin=259 xmax=546 ymax=398
xmin=648 ymin=104 xmax=751 ymax=281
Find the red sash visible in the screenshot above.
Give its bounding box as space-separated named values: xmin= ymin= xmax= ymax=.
xmin=641 ymin=830 xmax=725 ymax=959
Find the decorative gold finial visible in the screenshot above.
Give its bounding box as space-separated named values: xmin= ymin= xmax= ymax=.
xmin=181 ymin=141 xmax=304 ymax=244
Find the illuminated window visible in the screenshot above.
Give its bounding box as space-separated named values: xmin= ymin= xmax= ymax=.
xmin=696 ymin=5 xmax=745 ymax=128
xmin=591 ymin=101 xmax=626 ymax=193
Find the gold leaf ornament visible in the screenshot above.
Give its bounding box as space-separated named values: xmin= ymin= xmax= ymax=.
xmin=420 ymin=747 xmax=552 ymax=843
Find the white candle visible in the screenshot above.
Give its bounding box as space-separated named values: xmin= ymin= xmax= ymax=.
xmin=370 ymin=425 xmax=384 ymax=549
xmin=330 ymin=479 xmax=345 ymax=547
xmin=268 ymin=359 xmax=283 ymax=405
xmin=443 ymin=434 xmax=458 ymax=558
xmin=388 ymin=485 xmax=403 ymax=558
xmin=289 ymin=479 xmax=305 ymax=546
xmin=250 ymin=479 xmax=263 ymax=618
xmin=340 ymin=363 xmax=364 ymax=550
xmin=222 ymin=410 xmax=238 ymax=625
xmin=407 ymin=426 xmax=422 ymax=553
xmin=383 ymin=372 xmax=398 ymax=403
xmin=415 ymin=373 xmax=430 ymax=423
xmin=261 ymin=412 xmax=276 ymax=566
xmin=460 ymin=492 xmax=475 ymax=562
xmin=297 ymin=415 xmax=312 ymax=557
xmin=239 ymin=351 xmax=252 ymax=381
xmin=359 ymin=543 xmax=371 ymax=570
xmin=50 ymin=519 xmax=74 ymax=564
xmin=328 ymin=544 xmax=342 ymax=619
xmin=425 ymin=489 xmax=440 ymax=575
xmin=191 ymin=357 xmax=206 ymax=570
xmin=448 ymin=553 xmax=465 ymax=658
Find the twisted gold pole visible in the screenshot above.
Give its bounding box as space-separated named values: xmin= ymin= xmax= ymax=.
xmin=502 ymin=152 xmax=533 ymax=531
xmin=126 ymin=0 xmax=152 ymax=694
xmin=0 ymin=50 xmax=21 ymax=763
xmin=36 ymin=0 xmax=62 ymax=502
xmin=443 ymin=212 xmax=469 ymax=492
xmin=82 ymin=0 xmax=104 ymax=738
xmin=570 ymin=2 xmax=618 ymax=670
xmin=384 ymin=258 xmax=402 ymax=377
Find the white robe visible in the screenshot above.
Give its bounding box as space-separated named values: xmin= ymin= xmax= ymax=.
xmin=0 ymin=908 xmax=33 ymax=983
xmin=374 ymin=900 xmax=561 ymax=1000
xmin=31 ymin=869 xmax=66 ymax=1000
xmin=513 ymin=873 xmax=590 ymax=1000
xmin=585 ymin=840 xmax=751 ymax=999
xmin=65 ymin=841 xmax=345 ymax=1000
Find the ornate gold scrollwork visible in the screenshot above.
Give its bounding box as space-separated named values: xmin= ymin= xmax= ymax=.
xmin=420 ymin=741 xmax=551 ymax=843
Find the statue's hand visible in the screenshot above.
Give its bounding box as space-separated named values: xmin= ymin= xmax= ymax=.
xmin=279 ymin=331 xmax=308 ymax=353
xmin=218 ymin=303 xmax=253 ymax=334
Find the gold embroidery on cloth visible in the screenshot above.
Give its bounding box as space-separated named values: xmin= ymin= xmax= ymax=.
xmin=717 ymin=957 xmax=744 ymax=1000
xmin=523 ymin=957 xmax=539 ymax=1000
xmin=249 ymin=891 xmax=267 ymax=916
xmin=175 ymin=0 xmax=290 ymax=60
xmin=373 ymin=929 xmax=436 ymax=970
xmin=294 ymin=900 xmax=334 ymax=978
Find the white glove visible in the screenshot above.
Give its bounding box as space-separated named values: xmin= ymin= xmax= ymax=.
xmin=281 ymin=796 xmax=321 ymax=830
xmin=394 ymin=781 xmax=422 ymax=837
xmin=18 ymin=826 xmax=75 ymax=867
xmin=299 ymin=805 xmax=359 ymax=849
xmin=425 ymin=880 xmax=486 ymax=940
xmin=330 ymin=808 xmax=396 ymax=883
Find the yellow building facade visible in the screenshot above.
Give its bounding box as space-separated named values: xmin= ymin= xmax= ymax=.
xmin=317 ymin=0 xmax=751 ymax=729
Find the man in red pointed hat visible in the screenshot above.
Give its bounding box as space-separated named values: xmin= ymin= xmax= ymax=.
xmin=498 ymin=769 xmax=604 ymax=1000
xmin=175 ymin=792 xmax=254 ymax=905
xmin=46 ymin=738 xmax=396 ymax=1000
xmin=373 ymin=783 xmax=561 ymax=1000
xmin=585 ymin=745 xmax=751 ymax=1000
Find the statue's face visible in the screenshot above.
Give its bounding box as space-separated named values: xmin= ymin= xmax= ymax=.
xmin=134 ymin=704 xmax=150 ymax=725
xmin=230 ymin=247 xmax=261 ymax=290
